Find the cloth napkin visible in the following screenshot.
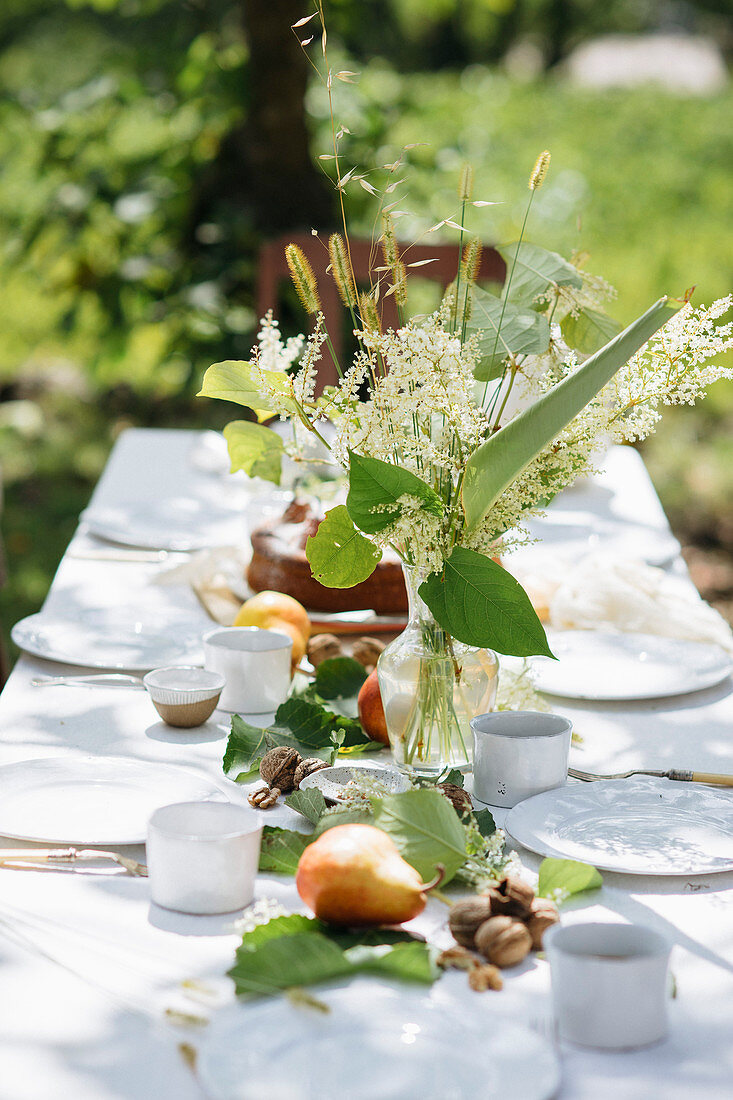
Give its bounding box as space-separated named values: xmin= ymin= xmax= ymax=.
xmin=510 ymin=550 xmax=733 ymax=655
xmin=154 ymin=546 xmax=249 ymax=624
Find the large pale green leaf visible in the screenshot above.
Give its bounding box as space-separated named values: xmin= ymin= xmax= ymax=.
xmin=258 ymin=828 xmax=312 ymax=874
xmin=462 ymin=296 xmax=679 ymax=531
xmin=468 ymin=286 xmax=551 ymax=380
xmin=198 ymin=359 xmax=295 ymax=416
xmin=284 ymin=788 xmax=328 ymax=825
xmin=500 ymin=242 xmax=582 ymax=305
xmin=223 ymin=420 xmax=283 ymax=484
xmin=305 ymin=505 xmax=382 ymax=588
xmin=346 ymin=451 xmax=443 ymax=534
xmin=537 ymin=858 xmax=603 ymax=902
xmin=371 ymin=788 xmax=467 ymax=884
xmin=419 ymin=547 xmax=554 ymax=657
xmin=561 ymin=307 xmax=622 ymax=355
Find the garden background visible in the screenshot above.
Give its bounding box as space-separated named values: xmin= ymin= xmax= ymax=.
xmin=0 ymin=0 xmax=731 ymax=660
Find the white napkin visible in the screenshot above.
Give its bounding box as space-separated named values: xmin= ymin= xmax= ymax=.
xmin=510 ymin=550 xmax=733 ymax=656
xmin=154 ymin=546 xmax=249 ymax=624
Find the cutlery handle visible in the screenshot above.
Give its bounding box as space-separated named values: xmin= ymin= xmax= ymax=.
xmin=688 ymin=771 xmax=733 ymax=788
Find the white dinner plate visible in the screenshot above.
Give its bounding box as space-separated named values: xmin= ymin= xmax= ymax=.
xmin=12 ymin=610 xmax=205 ymax=671
xmin=525 ymin=511 xmax=680 ymax=567
xmin=0 ymin=757 xmax=227 ymax=844
xmin=531 ymin=630 xmax=732 ymax=700
xmin=81 ymin=497 xmax=243 ymax=551
xmin=198 ymin=979 xmax=560 ymax=1100
xmin=506 ymin=776 xmax=733 ymax=875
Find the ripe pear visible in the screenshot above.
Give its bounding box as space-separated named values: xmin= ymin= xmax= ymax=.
xmin=296 ymin=824 xmax=440 ymax=926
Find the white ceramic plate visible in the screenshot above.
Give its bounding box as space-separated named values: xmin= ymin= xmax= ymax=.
xmin=299 ymin=764 xmax=411 ymax=803
xmin=506 ymin=776 xmax=733 ymax=875
xmin=0 ymin=757 xmax=227 ymax=844
xmin=81 ymin=497 xmax=243 ymax=551
xmin=12 ymin=610 xmax=205 ymax=671
xmin=198 ymin=979 xmax=560 ymax=1100
xmin=531 ymin=630 xmax=732 ymax=700
xmin=525 ymin=511 xmax=680 ymax=567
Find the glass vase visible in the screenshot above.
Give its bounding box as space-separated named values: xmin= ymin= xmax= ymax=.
xmin=377 ymin=564 xmax=499 ymax=776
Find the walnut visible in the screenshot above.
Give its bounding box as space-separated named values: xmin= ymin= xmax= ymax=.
xmin=475 ymin=916 xmax=532 ymax=968
xmin=259 ymin=746 xmax=302 ymax=793
xmin=306 ymin=634 xmax=343 ymax=667
xmin=438 ymin=782 xmax=473 ymax=815
xmin=248 ymin=785 xmax=281 ymax=809
xmin=293 ymin=757 xmax=330 ymax=789
xmin=526 ymin=898 xmax=560 ymax=950
xmin=351 ymin=637 xmax=385 ymax=672
xmin=437 ymin=945 xmax=479 ymax=972
xmin=468 ymin=963 xmax=503 ymax=992
xmin=487 ymin=875 xmax=536 ymax=920
xmin=448 ymin=896 xmax=494 ymax=948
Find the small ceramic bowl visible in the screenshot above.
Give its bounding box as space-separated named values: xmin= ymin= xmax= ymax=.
xmin=143 ymin=666 xmax=225 ymax=728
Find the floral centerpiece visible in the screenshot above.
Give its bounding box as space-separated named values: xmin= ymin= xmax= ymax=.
xmin=200 ymin=8 xmax=732 ymax=775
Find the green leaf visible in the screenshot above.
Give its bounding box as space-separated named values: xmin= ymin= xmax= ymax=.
xmin=561 ymin=307 xmax=623 ymax=355
xmin=238 ymin=913 xmax=317 ymax=949
xmin=223 ymin=715 xmax=299 ymax=781
xmin=275 ymin=695 xmax=370 ymax=748
xmin=537 ymin=857 xmax=603 ymax=902
xmin=467 ymin=286 xmax=550 ymax=381
xmin=346 ymin=450 xmax=443 ymax=534
xmin=285 ymin=788 xmax=328 ymax=825
xmin=312 ymin=805 xmax=375 ymax=837
xmin=198 ymin=359 xmax=295 ymax=415
xmin=305 ymin=505 xmax=382 ymax=588
xmin=258 ymin=827 xmax=312 ymax=875
xmin=313 ymin=656 xmax=367 ymax=700
xmin=473 ymin=808 xmax=496 ymax=837
xmin=371 ymin=789 xmax=467 ymax=884
xmin=228 ymin=929 xmax=437 ymax=998
xmin=462 ymin=296 xmax=680 ymax=532
xmin=223 ymin=420 xmax=284 ymax=484
xmin=499 ymin=242 xmax=582 ymax=305
xmin=228 ymin=932 xmax=353 ymax=997
xmin=440 ymin=768 xmax=465 ymax=789
xmin=345 ymin=941 xmax=438 ymax=984
xmin=419 ymin=547 xmax=554 ymax=657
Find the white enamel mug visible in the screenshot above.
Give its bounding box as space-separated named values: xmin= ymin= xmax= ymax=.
xmin=545 ymin=922 xmax=672 ymax=1049
xmin=203 ymin=626 xmax=292 ymax=713
xmin=471 ymin=710 xmax=572 ymax=807
xmin=147 ymin=801 xmax=263 ymax=915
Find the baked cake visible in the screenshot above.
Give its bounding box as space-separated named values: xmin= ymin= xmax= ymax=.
xmin=247 ymin=500 xmax=408 ymax=613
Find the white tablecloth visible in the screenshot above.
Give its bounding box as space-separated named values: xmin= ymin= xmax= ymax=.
xmin=0 ymin=429 xmax=731 ymax=1099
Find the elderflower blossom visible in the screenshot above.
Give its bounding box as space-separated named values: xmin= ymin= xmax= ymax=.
xmin=256 ymin=310 xmax=304 ymax=372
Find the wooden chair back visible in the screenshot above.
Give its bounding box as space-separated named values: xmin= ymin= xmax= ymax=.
xmin=257 ymin=232 xmax=506 ymax=391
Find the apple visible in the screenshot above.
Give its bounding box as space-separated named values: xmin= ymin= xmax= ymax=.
xmin=357 ymin=669 xmax=390 ymax=746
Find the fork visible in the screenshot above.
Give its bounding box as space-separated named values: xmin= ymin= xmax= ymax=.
xmin=569 ymin=766 xmax=733 ymax=787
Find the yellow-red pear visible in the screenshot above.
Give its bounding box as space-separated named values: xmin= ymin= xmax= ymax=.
xmin=296 ymin=824 xmax=434 ymax=926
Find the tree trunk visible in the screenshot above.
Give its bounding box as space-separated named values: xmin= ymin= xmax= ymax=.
xmin=235 ymin=0 xmax=335 ymax=232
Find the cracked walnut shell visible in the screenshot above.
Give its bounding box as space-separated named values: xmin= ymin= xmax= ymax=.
xmin=487 ymin=875 xmax=536 ymax=920
xmin=438 ymin=783 xmax=473 ymax=815
xmin=259 ymin=746 xmax=302 ymax=793
xmin=526 ymin=898 xmax=560 ymax=949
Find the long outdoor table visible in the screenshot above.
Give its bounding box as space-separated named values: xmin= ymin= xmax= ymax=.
xmin=0 ymin=428 xmax=731 ymax=1099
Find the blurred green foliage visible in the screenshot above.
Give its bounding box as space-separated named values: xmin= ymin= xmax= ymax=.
xmin=0 ymin=0 xmax=730 ymax=664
